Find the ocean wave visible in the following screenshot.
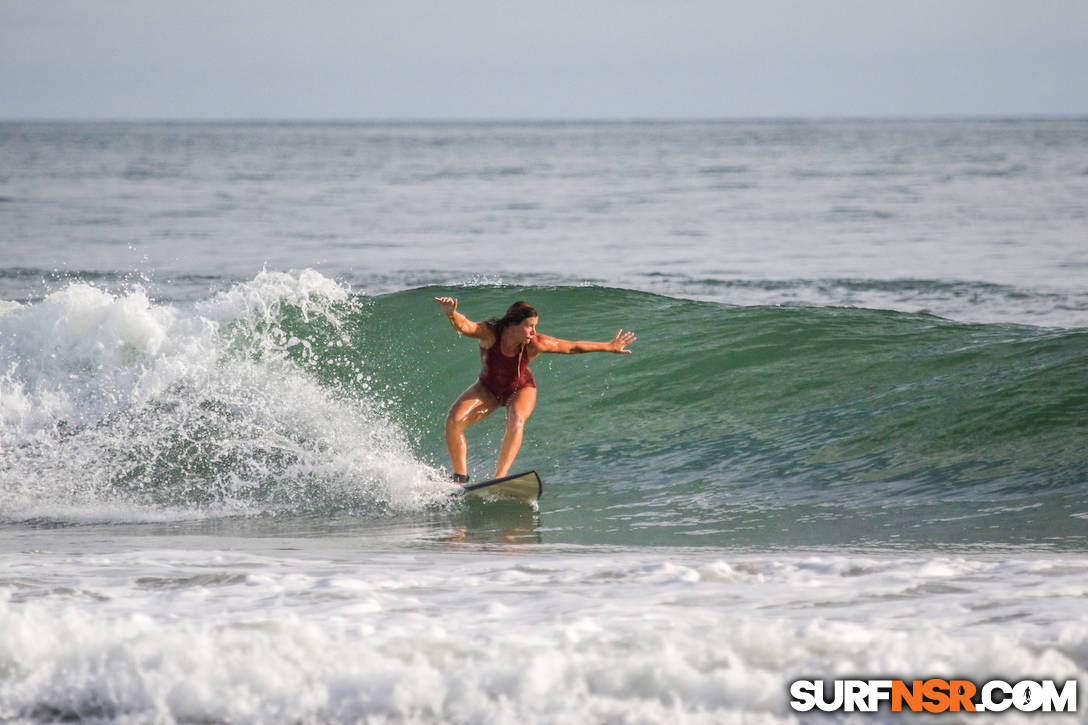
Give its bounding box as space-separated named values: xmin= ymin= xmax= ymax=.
xmin=2 ymin=272 xmax=1084 ymax=541
xmin=362 ymin=284 xmax=1087 ymax=545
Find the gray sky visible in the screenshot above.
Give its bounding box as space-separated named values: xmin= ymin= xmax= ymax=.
xmin=2 ymin=0 xmax=1086 ymax=120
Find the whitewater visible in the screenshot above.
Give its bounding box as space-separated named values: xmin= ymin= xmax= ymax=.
xmin=1 ymin=120 xmax=1086 ymax=723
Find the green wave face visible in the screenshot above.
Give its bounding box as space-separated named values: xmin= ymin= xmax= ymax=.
xmin=350 ymin=285 xmax=1088 ymax=547
xmin=3 ymin=280 xmax=1084 ymax=547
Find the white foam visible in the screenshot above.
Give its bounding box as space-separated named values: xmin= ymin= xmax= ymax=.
xmin=0 ymin=549 xmax=1084 ymax=724
xmin=194 ymin=267 xmax=350 ymax=327
xmin=0 ymin=270 xmax=448 ymax=523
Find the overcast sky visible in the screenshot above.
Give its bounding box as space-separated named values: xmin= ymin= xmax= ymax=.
xmin=2 ymin=0 xmax=1086 ymax=120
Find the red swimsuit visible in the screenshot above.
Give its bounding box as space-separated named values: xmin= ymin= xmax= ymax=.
xmin=478 ymin=326 xmax=536 ymax=406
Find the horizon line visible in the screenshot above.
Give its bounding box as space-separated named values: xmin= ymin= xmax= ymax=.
xmin=3 ymin=113 xmax=1087 ymax=125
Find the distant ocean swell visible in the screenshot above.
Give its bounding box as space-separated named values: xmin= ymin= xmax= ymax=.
xmin=1 ymin=271 xmax=1085 ymax=538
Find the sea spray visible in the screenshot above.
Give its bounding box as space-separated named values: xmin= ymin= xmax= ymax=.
xmin=0 ymin=270 xmax=446 ymax=523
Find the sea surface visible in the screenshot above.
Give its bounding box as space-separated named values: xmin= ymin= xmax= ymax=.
xmin=1 ymin=120 xmax=1086 ymax=723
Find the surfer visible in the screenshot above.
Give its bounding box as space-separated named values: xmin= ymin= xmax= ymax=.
xmin=435 ymin=297 xmax=636 ymax=483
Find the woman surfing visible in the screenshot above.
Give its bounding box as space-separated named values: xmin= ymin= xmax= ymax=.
xmin=435 ymin=297 xmax=636 ymax=483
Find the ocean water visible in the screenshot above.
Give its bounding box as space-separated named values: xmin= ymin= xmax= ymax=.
xmin=1 ymin=121 xmax=1086 ymax=723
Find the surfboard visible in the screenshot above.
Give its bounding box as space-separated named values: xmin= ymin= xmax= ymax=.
xmin=461 ymin=470 xmax=542 ymax=504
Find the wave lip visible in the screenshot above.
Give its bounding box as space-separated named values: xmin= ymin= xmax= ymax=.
xmin=632 ymin=274 xmax=1088 ymax=329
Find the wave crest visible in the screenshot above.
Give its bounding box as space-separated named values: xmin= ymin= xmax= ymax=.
xmin=0 ymin=270 xmax=446 ymax=524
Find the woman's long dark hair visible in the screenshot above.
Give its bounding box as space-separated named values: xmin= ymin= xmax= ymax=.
xmin=486 ymin=301 xmax=538 ymax=334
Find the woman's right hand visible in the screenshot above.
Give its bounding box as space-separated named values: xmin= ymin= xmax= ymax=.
xmin=434 ymin=296 xmax=458 ymax=316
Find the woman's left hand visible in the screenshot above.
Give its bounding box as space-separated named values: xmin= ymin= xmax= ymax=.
xmin=609 ymin=329 xmax=637 ymax=354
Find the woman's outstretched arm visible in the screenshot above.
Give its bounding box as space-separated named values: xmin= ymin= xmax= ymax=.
xmin=530 ymin=329 xmax=636 ymax=355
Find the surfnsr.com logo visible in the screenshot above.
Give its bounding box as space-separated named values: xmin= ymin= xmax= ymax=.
xmin=789 ymin=679 xmax=1078 ymax=714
